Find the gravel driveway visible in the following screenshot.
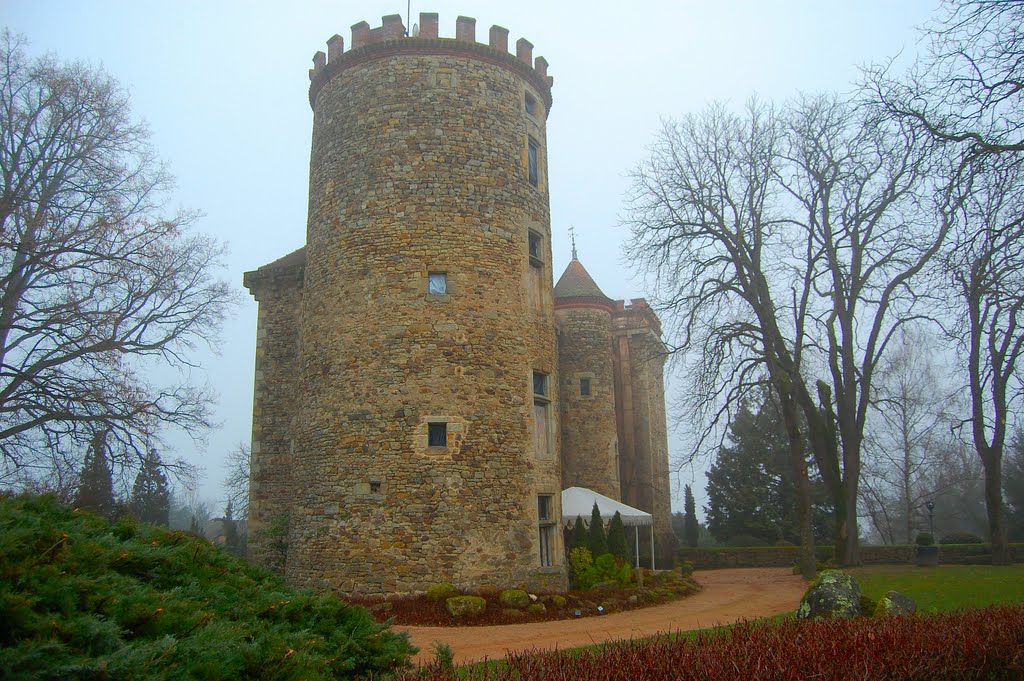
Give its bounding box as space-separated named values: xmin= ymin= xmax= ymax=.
xmin=399 ymin=567 xmax=807 ymax=665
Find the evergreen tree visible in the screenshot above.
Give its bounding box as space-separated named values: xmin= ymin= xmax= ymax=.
xmin=607 ymin=511 xmax=629 ymax=562
xmin=75 ymin=432 xmax=115 ymax=518
xmin=586 ymin=503 xmax=607 ymax=557
xmin=223 ymin=499 xmax=241 ymax=554
xmin=706 ymin=396 xmax=833 ymax=545
xmin=570 ymin=515 xmax=588 ymax=551
xmin=1005 ymin=431 xmax=1024 ymax=541
xmin=130 ymin=448 xmax=170 ymax=526
xmin=189 ymin=515 xmax=203 ymax=536
xmin=684 ymin=484 xmax=700 ymax=548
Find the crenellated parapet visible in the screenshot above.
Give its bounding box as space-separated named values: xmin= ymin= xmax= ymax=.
xmin=308 ymin=12 xmax=553 ymax=111
xmin=612 ymin=298 xmax=664 ymax=339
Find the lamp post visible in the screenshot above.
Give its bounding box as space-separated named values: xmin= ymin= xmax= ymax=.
xmin=925 ymin=500 xmax=935 ymax=539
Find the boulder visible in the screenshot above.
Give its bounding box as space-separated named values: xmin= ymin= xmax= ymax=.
xmin=425 ymin=582 xmax=458 ymax=601
xmin=445 ymin=595 xmax=486 ymax=618
xmin=796 ymin=569 xmax=862 ymax=620
xmin=499 ymin=588 xmax=530 ymax=609
xmin=874 ymin=590 xmax=917 ymax=616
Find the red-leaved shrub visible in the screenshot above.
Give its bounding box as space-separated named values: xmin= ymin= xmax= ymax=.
xmin=400 ymin=605 xmax=1024 ymax=680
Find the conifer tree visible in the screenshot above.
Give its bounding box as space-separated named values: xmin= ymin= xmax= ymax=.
xmin=586 ymin=503 xmax=607 ymax=557
xmin=607 ymin=511 xmax=630 ymax=562
xmin=224 ymin=499 xmax=241 ymax=554
xmin=684 ymin=484 xmax=700 ymax=548
xmin=130 ymin=448 xmax=170 ymax=526
xmin=75 ymin=432 xmax=115 ymax=518
xmin=571 ymin=514 xmax=588 ymax=550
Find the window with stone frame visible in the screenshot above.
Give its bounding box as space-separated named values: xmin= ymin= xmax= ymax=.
xmin=428 ymin=422 xmax=447 ymax=448
xmin=527 ymin=138 xmax=539 ymax=187
xmin=532 ymin=371 xmax=551 ymax=458
xmin=427 ymin=271 xmax=447 ymax=295
xmin=528 ymin=230 xmax=543 ymax=268
xmin=580 ymin=377 xmax=591 ymax=396
xmin=525 ymin=92 xmax=537 ymax=117
xmin=538 ymin=494 xmax=555 ymax=567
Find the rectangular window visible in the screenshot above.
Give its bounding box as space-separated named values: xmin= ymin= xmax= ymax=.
xmin=428 ymin=422 xmax=447 ymax=448
xmin=538 ymin=495 xmax=552 ymax=521
xmin=538 ymin=494 xmax=555 ymax=567
xmin=533 ymin=371 xmax=548 ymax=398
xmin=369 ymin=480 xmax=382 ymax=494
xmin=428 ymin=272 xmax=447 ymax=295
xmin=525 ymin=93 xmax=537 ymax=116
xmin=580 ymin=377 xmax=591 ymax=396
xmin=528 ymin=230 xmax=542 ymax=265
xmin=533 ymin=372 xmax=551 ymax=459
xmin=528 ymin=138 xmax=539 ymax=187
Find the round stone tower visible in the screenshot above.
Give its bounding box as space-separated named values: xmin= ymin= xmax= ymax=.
xmin=554 ymin=251 xmax=621 ymax=499
xmin=290 ymin=13 xmax=565 ymax=595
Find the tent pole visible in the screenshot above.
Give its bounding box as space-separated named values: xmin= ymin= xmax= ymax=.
xmin=650 ymin=524 xmax=655 ymax=570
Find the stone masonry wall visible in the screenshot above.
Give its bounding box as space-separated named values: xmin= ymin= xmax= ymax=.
xmin=613 ymin=301 xmax=675 ymax=567
xmin=556 ymin=306 xmax=620 ymax=499
xmin=627 ymin=330 xmax=676 ymax=565
xmin=290 ymin=25 xmax=565 ymax=595
xmin=243 ymin=263 xmax=303 ymax=571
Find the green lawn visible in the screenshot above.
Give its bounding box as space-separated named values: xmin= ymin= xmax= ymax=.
xmin=850 ymin=564 xmax=1024 ymax=612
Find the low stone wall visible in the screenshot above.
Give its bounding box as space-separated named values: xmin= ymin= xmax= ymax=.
xmin=678 ymin=544 xmax=1024 ymax=569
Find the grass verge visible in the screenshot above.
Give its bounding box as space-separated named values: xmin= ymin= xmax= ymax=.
xmin=850 ymin=564 xmax=1024 ymax=612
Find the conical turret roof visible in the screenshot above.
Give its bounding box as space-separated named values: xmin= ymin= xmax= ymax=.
xmin=554 ymin=256 xmax=611 ymax=302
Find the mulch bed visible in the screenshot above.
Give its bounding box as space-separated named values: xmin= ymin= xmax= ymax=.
xmin=350 ymin=572 xmax=701 ymax=626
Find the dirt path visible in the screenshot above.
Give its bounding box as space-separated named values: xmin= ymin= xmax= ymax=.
xmin=398 ymin=567 xmax=806 ymax=665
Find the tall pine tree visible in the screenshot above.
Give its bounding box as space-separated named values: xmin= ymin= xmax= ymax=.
xmin=570 ymin=515 xmax=588 ymax=551
xmin=684 ymin=484 xmax=699 ymax=548
xmin=223 ymin=498 xmax=241 ymax=554
xmin=607 ymin=511 xmax=630 ymax=562
xmin=75 ymin=431 xmax=115 ymax=518
xmin=586 ymin=503 xmax=608 ymax=557
xmin=130 ymin=448 xmax=170 ymax=526
xmin=706 ymin=396 xmax=833 ymax=545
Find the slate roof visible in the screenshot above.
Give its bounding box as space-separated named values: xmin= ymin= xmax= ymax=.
xmin=553 ymin=257 xmax=610 ymax=300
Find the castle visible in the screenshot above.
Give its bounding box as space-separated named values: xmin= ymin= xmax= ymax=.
xmin=243 ymin=12 xmax=673 ymax=596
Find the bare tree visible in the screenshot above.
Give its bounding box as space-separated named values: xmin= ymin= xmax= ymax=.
xmin=223 ymin=441 xmax=250 ymax=519
xmin=0 ymin=32 xmax=236 ymax=477
xmin=628 ymin=94 xmax=949 ymax=567
xmin=867 ymin=0 xmax=1023 ymax=157
xmin=776 ymin=94 xmax=949 ymax=564
xmin=943 ymin=157 xmax=1024 ymax=563
xmin=860 ymin=327 xmax=957 ymax=543
xmin=626 ymin=99 xmax=819 ymax=577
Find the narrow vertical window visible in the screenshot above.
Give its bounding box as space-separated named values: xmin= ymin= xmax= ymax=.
xmin=533 ymin=372 xmax=550 ymax=458
xmin=525 ymin=93 xmax=537 ymax=117
xmin=538 ymin=494 xmax=555 ymax=567
xmin=528 ymin=138 xmax=539 ymax=187
xmin=528 ymin=231 xmax=542 ymax=267
xmin=428 ymin=422 xmax=447 ymax=448
xmin=533 ymin=371 xmax=548 ymax=398
xmin=580 ymin=377 xmax=591 ymax=396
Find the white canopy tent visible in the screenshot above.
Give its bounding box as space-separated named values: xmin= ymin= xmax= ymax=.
xmin=561 ymin=486 xmax=655 ymax=569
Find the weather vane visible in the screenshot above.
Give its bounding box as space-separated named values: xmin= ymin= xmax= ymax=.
xmin=569 ymin=225 xmax=577 ymax=260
